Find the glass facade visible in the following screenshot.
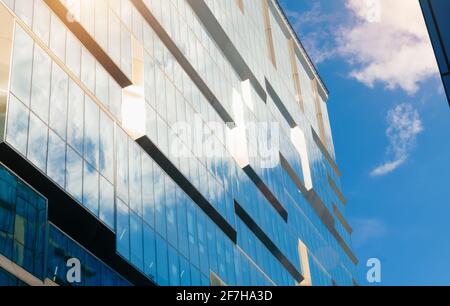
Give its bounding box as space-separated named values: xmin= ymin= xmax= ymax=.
xmin=0 ymin=164 xmax=47 ymax=280
xmin=0 ymin=0 xmax=357 ymax=286
xmin=420 ymin=0 xmax=450 ymax=105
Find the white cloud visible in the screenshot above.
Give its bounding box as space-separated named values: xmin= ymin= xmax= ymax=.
xmin=371 ymin=103 xmax=423 ymax=177
xmin=338 ymin=0 xmax=439 ymax=94
xmin=285 ymin=3 xmax=337 ymax=64
xmin=285 ymin=0 xmax=439 ymax=94
xmin=370 ymin=159 xmax=406 ymax=177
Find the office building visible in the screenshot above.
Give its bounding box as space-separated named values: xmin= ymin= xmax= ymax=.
xmin=420 ymin=0 xmax=450 ymax=105
xmin=0 ymin=0 xmax=357 ymax=286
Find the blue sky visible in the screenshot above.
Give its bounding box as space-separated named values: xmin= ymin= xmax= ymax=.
xmin=279 ymin=0 xmax=450 ymax=285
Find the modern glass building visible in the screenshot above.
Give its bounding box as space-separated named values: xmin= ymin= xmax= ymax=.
xmin=420 ymin=0 xmax=450 ymax=106
xmin=0 ymin=0 xmax=357 ymax=286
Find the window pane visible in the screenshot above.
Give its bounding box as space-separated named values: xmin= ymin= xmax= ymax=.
xmin=129 ymin=142 xmax=142 ymax=216
xmin=66 ymin=32 xmax=81 ymax=78
xmin=30 ymin=45 xmax=51 ymax=123
xmin=116 ymin=198 xmax=130 ymax=260
xmin=84 ymin=96 xmax=100 ymax=169
xmin=121 ymin=25 xmax=132 ymax=78
xmin=67 ymin=80 xmax=84 ymax=155
xmin=94 ymin=0 xmax=108 ymax=50
xmin=153 ymin=165 xmax=166 ymax=238
xmin=116 ymin=128 xmax=129 ymax=203
xmin=6 ymin=95 xmax=29 ymax=155
xmin=95 ymin=64 xmax=109 ymax=108
xmin=197 ymin=210 xmax=209 ymax=275
xmin=187 ymin=199 xmax=199 ymax=268
xmin=143 ymin=223 xmax=156 ymax=280
xmin=27 ymin=112 xmax=48 ymax=172
xmin=99 ymin=112 xmax=114 ymax=182
xmin=33 ymin=0 xmax=51 ymax=46
xmin=49 ymin=63 xmax=68 ymax=139
xmin=176 ymin=189 xmax=189 ymax=258
xmin=179 ymin=255 xmax=191 ymax=286
xmin=14 ymin=0 xmax=33 ymax=27
xmin=190 ymin=265 xmax=201 ymax=286
xmin=168 ymin=245 xmax=180 ymax=286
xmin=66 ymin=145 xmax=83 ymax=203
xmin=165 ymin=177 xmax=177 ymax=248
xmin=99 ymin=175 xmax=114 ymax=229
xmin=47 ymin=129 xmax=66 ymax=188
xmin=108 ymin=10 xmax=120 ymax=65
xmin=206 ymin=218 xmax=218 ymax=273
xmin=142 ymin=153 xmax=155 ymax=228
xmin=83 ymin=162 xmax=99 ymax=216
xmin=109 ymin=77 xmax=122 ymax=121
xmin=10 ymin=25 xmax=33 ymax=106
xmin=50 ymin=14 xmax=66 ymax=62
xmin=81 ymin=48 xmax=95 ymax=93
xmin=130 ymin=212 xmax=143 ymax=271
xmin=155 ymin=234 xmax=168 ymax=286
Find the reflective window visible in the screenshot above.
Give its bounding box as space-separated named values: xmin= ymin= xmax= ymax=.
xmin=108 ymin=10 xmax=121 ymax=66
xmin=165 ymin=177 xmax=178 ymax=248
xmin=83 ymin=162 xmax=99 ymax=216
xmin=94 ymin=0 xmax=108 ymax=51
xmin=99 ymin=175 xmax=114 ymax=229
xmin=155 ymin=70 xmax=167 ymax=119
xmin=81 ymin=48 xmax=95 ymax=93
xmin=50 ymin=14 xmax=66 ymax=62
xmin=6 ymin=95 xmax=29 ymax=156
xmin=179 ymin=255 xmax=191 ymax=286
xmin=99 ymin=112 xmax=114 ymax=182
xmin=142 ymin=153 xmax=155 ymax=228
xmin=27 ymin=112 xmax=48 ymax=172
xmin=84 ymin=96 xmax=100 ymax=169
xmin=67 ymin=80 xmax=84 ymax=155
xmin=66 ymin=145 xmax=83 ymax=203
xmin=10 ymin=25 xmax=33 ymax=106
xmin=168 ymin=245 xmax=180 ymax=286
xmin=109 ymin=78 xmax=122 ymax=121
xmin=96 ymin=64 xmax=109 ymax=108
xmin=143 ymin=223 xmax=156 ymax=280
xmin=130 ymin=211 xmax=144 ymax=271
xmin=116 ymin=198 xmax=130 ymax=260
xmin=14 ymin=0 xmax=33 ymax=27
xmin=190 ymin=265 xmax=201 ymax=286
xmin=156 ymin=234 xmax=169 ymax=286
xmin=47 ymin=129 xmax=66 ymax=188
xmin=32 ymin=0 xmax=51 ymax=46
xmin=129 ymin=142 xmax=142 ymax=216
xmin=47 ymin=225 xmax=129 ymax=286
xmin=144 ymin=53 xmax=156 ymax=109
xmin=66 ymin=32 xmax=81 ymax=78
xmin=116 ymin=128 xmax=129 ymax=203
xmin=145 ymin=103 xmax=157 ymax=143
xmin=197 ymin=210 xmax=209 ymax=276
xmin=30 ymin=45 xmax=51 ymax=123
xmin=187 ymin=199 xmax=199 ymax=268
xmin=0 ymin=164 xmax=47 ymax=280
xmin=49 ymin=63 xmax=68 ymax=139
xmin=176 ymin=189 xmax=189 ymax=258
xmin=154 ymin=166 xmax=166 ymax=238
xmin=121 ymin=25 xmax=132 ymax=78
